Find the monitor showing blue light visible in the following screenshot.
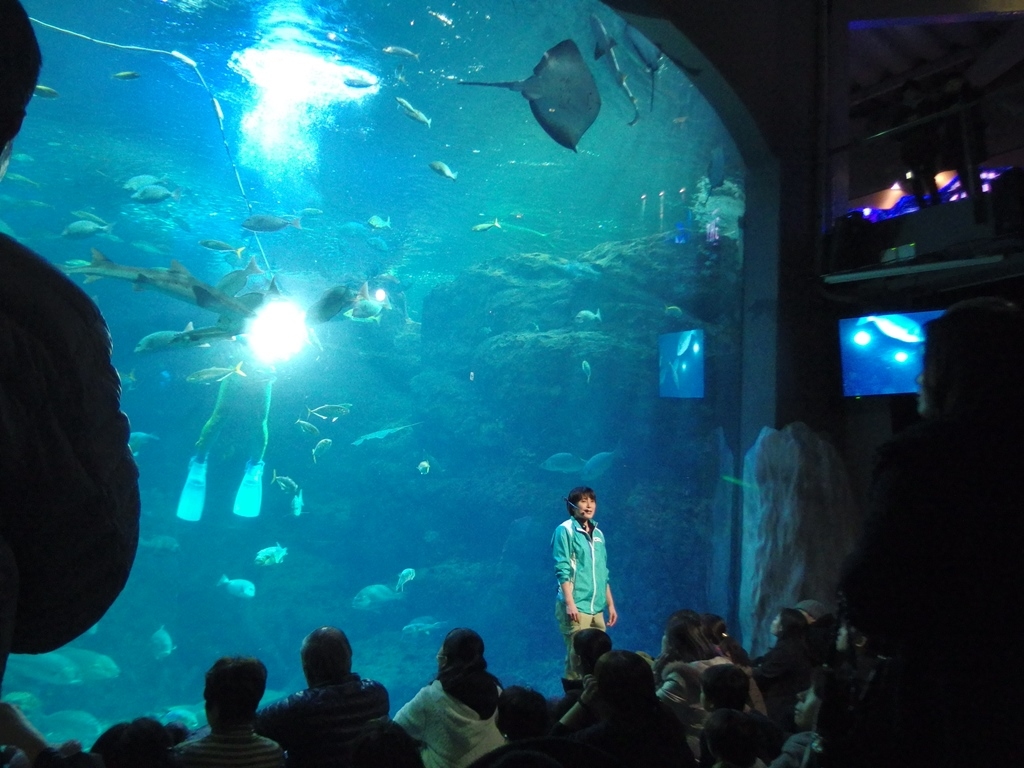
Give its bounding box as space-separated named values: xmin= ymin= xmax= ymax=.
xmin=659 ymin=329 xmax=705 ymax=398
xmin=839 ymin=310 xmax=944 ymax=396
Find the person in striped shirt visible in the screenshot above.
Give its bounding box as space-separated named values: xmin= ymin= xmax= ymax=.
xmin=177 ymin=657 xmax=284 ymax=768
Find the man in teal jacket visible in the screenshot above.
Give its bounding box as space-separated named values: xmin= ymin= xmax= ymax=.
xmin=552 ymin=486 xmax=617 ymax=680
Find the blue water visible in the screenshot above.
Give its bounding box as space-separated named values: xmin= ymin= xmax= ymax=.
xmin=2 ymin=0 xmax=744 ymax=746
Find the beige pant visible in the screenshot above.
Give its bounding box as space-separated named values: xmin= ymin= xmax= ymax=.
xmin=556 ymin=600 xmax=606 ymax=679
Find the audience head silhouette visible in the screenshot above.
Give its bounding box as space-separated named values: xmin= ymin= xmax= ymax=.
xmin=301 ymin=626 xmax=353 ymax=686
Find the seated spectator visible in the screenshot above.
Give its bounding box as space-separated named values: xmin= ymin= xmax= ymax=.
xmin=176 ymin=657 xmax=283 ymax=768
xmin=348 ymin=720 xmax=423 ymax=768
xmin=394 ymin=628 xmax=506 ymax=768
xmin=793 ymin=600 xmax=836 ymax=668
xmin=653 ymin=612 xmax=722 ymax=748
xmin=768 ymin=669 xmax=826 ymax=768
xmin=90 ymin=718 xmax=178 ymax=768
xmin=703 ymin=709 xmax=763 ymax=768
xmin=698 ymin=665 xmax=782 ymax=768
xmin=255 ymin=626 xmax=389 ymax=767
xmin=752 ymin=609 xmax=813 ymax=732
xmin=553 ymin=650 xmax=695 ymax=768
xmin=549 ymin=628 xmax=611 ymax=721
xmin=497 ymin=687 xmax=549 ymax=741
xmin=700 ymin=615 xmax=766 ymax=716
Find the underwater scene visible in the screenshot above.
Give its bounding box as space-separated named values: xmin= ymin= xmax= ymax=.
xmin=2 ymin=0 xmax=745 ymax=747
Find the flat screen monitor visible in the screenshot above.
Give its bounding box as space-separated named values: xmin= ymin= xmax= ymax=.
xmin=839 ymin=309 xmax=944 ymax=397
xmin=658 ymin=329 xmax=705 ymax=398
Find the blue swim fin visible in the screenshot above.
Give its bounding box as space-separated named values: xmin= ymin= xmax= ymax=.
xmin=176 ymin=456 xmax=207 ymax=521
xmin=232 ymin=460 xmax=265 ymax=518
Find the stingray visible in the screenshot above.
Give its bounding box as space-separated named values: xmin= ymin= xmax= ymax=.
xmin=459 ymin=39 xmax=601 ymax=151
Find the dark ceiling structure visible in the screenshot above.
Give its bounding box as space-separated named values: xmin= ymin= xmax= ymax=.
xmin=845 ymin=15 xmax=1024 ymax=200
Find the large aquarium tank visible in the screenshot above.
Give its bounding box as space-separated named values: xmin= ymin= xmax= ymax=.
xmin=2 ymin=0 xmax=746 ymax=746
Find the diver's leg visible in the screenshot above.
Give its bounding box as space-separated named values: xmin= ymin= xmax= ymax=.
xmin=177 ymin=376 xmax=235 ymax=522
xmin=233 ymin=378 xmax=273 ymax=518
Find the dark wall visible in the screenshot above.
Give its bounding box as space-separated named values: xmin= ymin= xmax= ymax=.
xmin=604 ymin=0 xmax=1024 ymax=439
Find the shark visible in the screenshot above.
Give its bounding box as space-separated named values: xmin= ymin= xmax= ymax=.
xmin=64 ymin=248 xmax=256 ymax=319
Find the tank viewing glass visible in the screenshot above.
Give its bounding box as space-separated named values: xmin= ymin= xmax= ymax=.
xmin=4 ymin=0 xmax=745 ymax=739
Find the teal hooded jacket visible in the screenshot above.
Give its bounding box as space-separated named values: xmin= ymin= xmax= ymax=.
xmin=552 ymin=517 xmax=610 ymax=615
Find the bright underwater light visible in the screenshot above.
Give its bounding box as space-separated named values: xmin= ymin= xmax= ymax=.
xmin=853 ymin=330 xmax=872 ymax=346
xmin=247 ymin=301 xmax=308 ymax=363
xmin=229 ymin=1 xmax=378 ymax=173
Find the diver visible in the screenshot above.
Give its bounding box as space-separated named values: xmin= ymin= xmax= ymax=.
xmin=177 ymin=364 xmax=275 ymax=521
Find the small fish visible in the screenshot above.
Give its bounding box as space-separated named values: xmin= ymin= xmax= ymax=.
xmin=4 ymin=172 xmax=39 ymax=187
xmin=344 ymin=72 xmax=378 ymax=88
xmin=367 ymin=215 xmax=391 ymax=229
xmin=352 ymin=583 xmax=404 ymax=610
xmin=0 ymin=691 xmax=41 ymax=714
xmin=61 ymin=220 xmax=113 ymax=239
xmin=134 ymin=322 xmax=196 ymax=354
xmin=383 ymin=45 xmax=420 ymax=61
xmin=218 ymin=575 xmax=256 ymax=599
xmin=58 ymin=648 xmax=120 ymax=681
xmin=254 ymin=542 xmax=288 ymax=566
xmin=123 ymin=174 xmax=166 ymax=191
xmin=307 ymin=404 xmax=352 ymax=420
xmin=271 ymin=470 xmax=299 ymax=494
xmin=306 ymin=285 xmax=356 ymax=325
xmin=574 ymin=308 xmax=602 ymax=324
xmin=33 ymin=85 xmax=59 ymax=98
xmin=241 ymin=214 xmax=301 ymax=232
xmin=396 ymin=567 xmax=416 ymax=592
xmin=343 ymin=308 xmax=382 ymax=324
xmin=118 ymin=369 xmax=137 ymax=389
xmin=295 ymin=418 xmax=320 ymax=436
xmin=582 ymin=447 xmax=622 ymax=482
xmin=70 ymin=211 xmax=111 ymax=226
xmin=186 ymin=361 xmax=245 ymax=383
xmin=299 ymin=208 xmax=324 ymax=217
xmin=291 ymin=489 xmax=305 ymax=516
xmin=312 ymin=438 xmax=333 ymax=463
xmin=582 ymin=360 xmax=592 ymax=384
xmin=395 ymin=97 xmax=431 ymax=128
xmin=132 ymin=185 xmax=179 ymax=203
xmin=395 ymin=64 xmax=408 ymax=85
xmin=417 ymin=460 xmax=430 ymax=475
xmin=540 ymin=452 xmax=586 ymax=473
xmin=151 ymin=626 xmax=175 ymax=660
xmin=471 ymin=218 xmax=501 ymax=232
xmin=429 ymin=161 xmax=457 ymax=181
xmin=112 ymin=71 xmax=141 ymax=80
xmin=128 ymin=431 xmax=160 ymax=456
xmin=402 ymin=616 xmax=444 ymax=636
xmin=215 ymin=256 xmax=263 ymax=297
xmin=199 ymin=240 xmax=246 ymax=258
xmin=664 ymin=305 xmax=683 ymax=318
